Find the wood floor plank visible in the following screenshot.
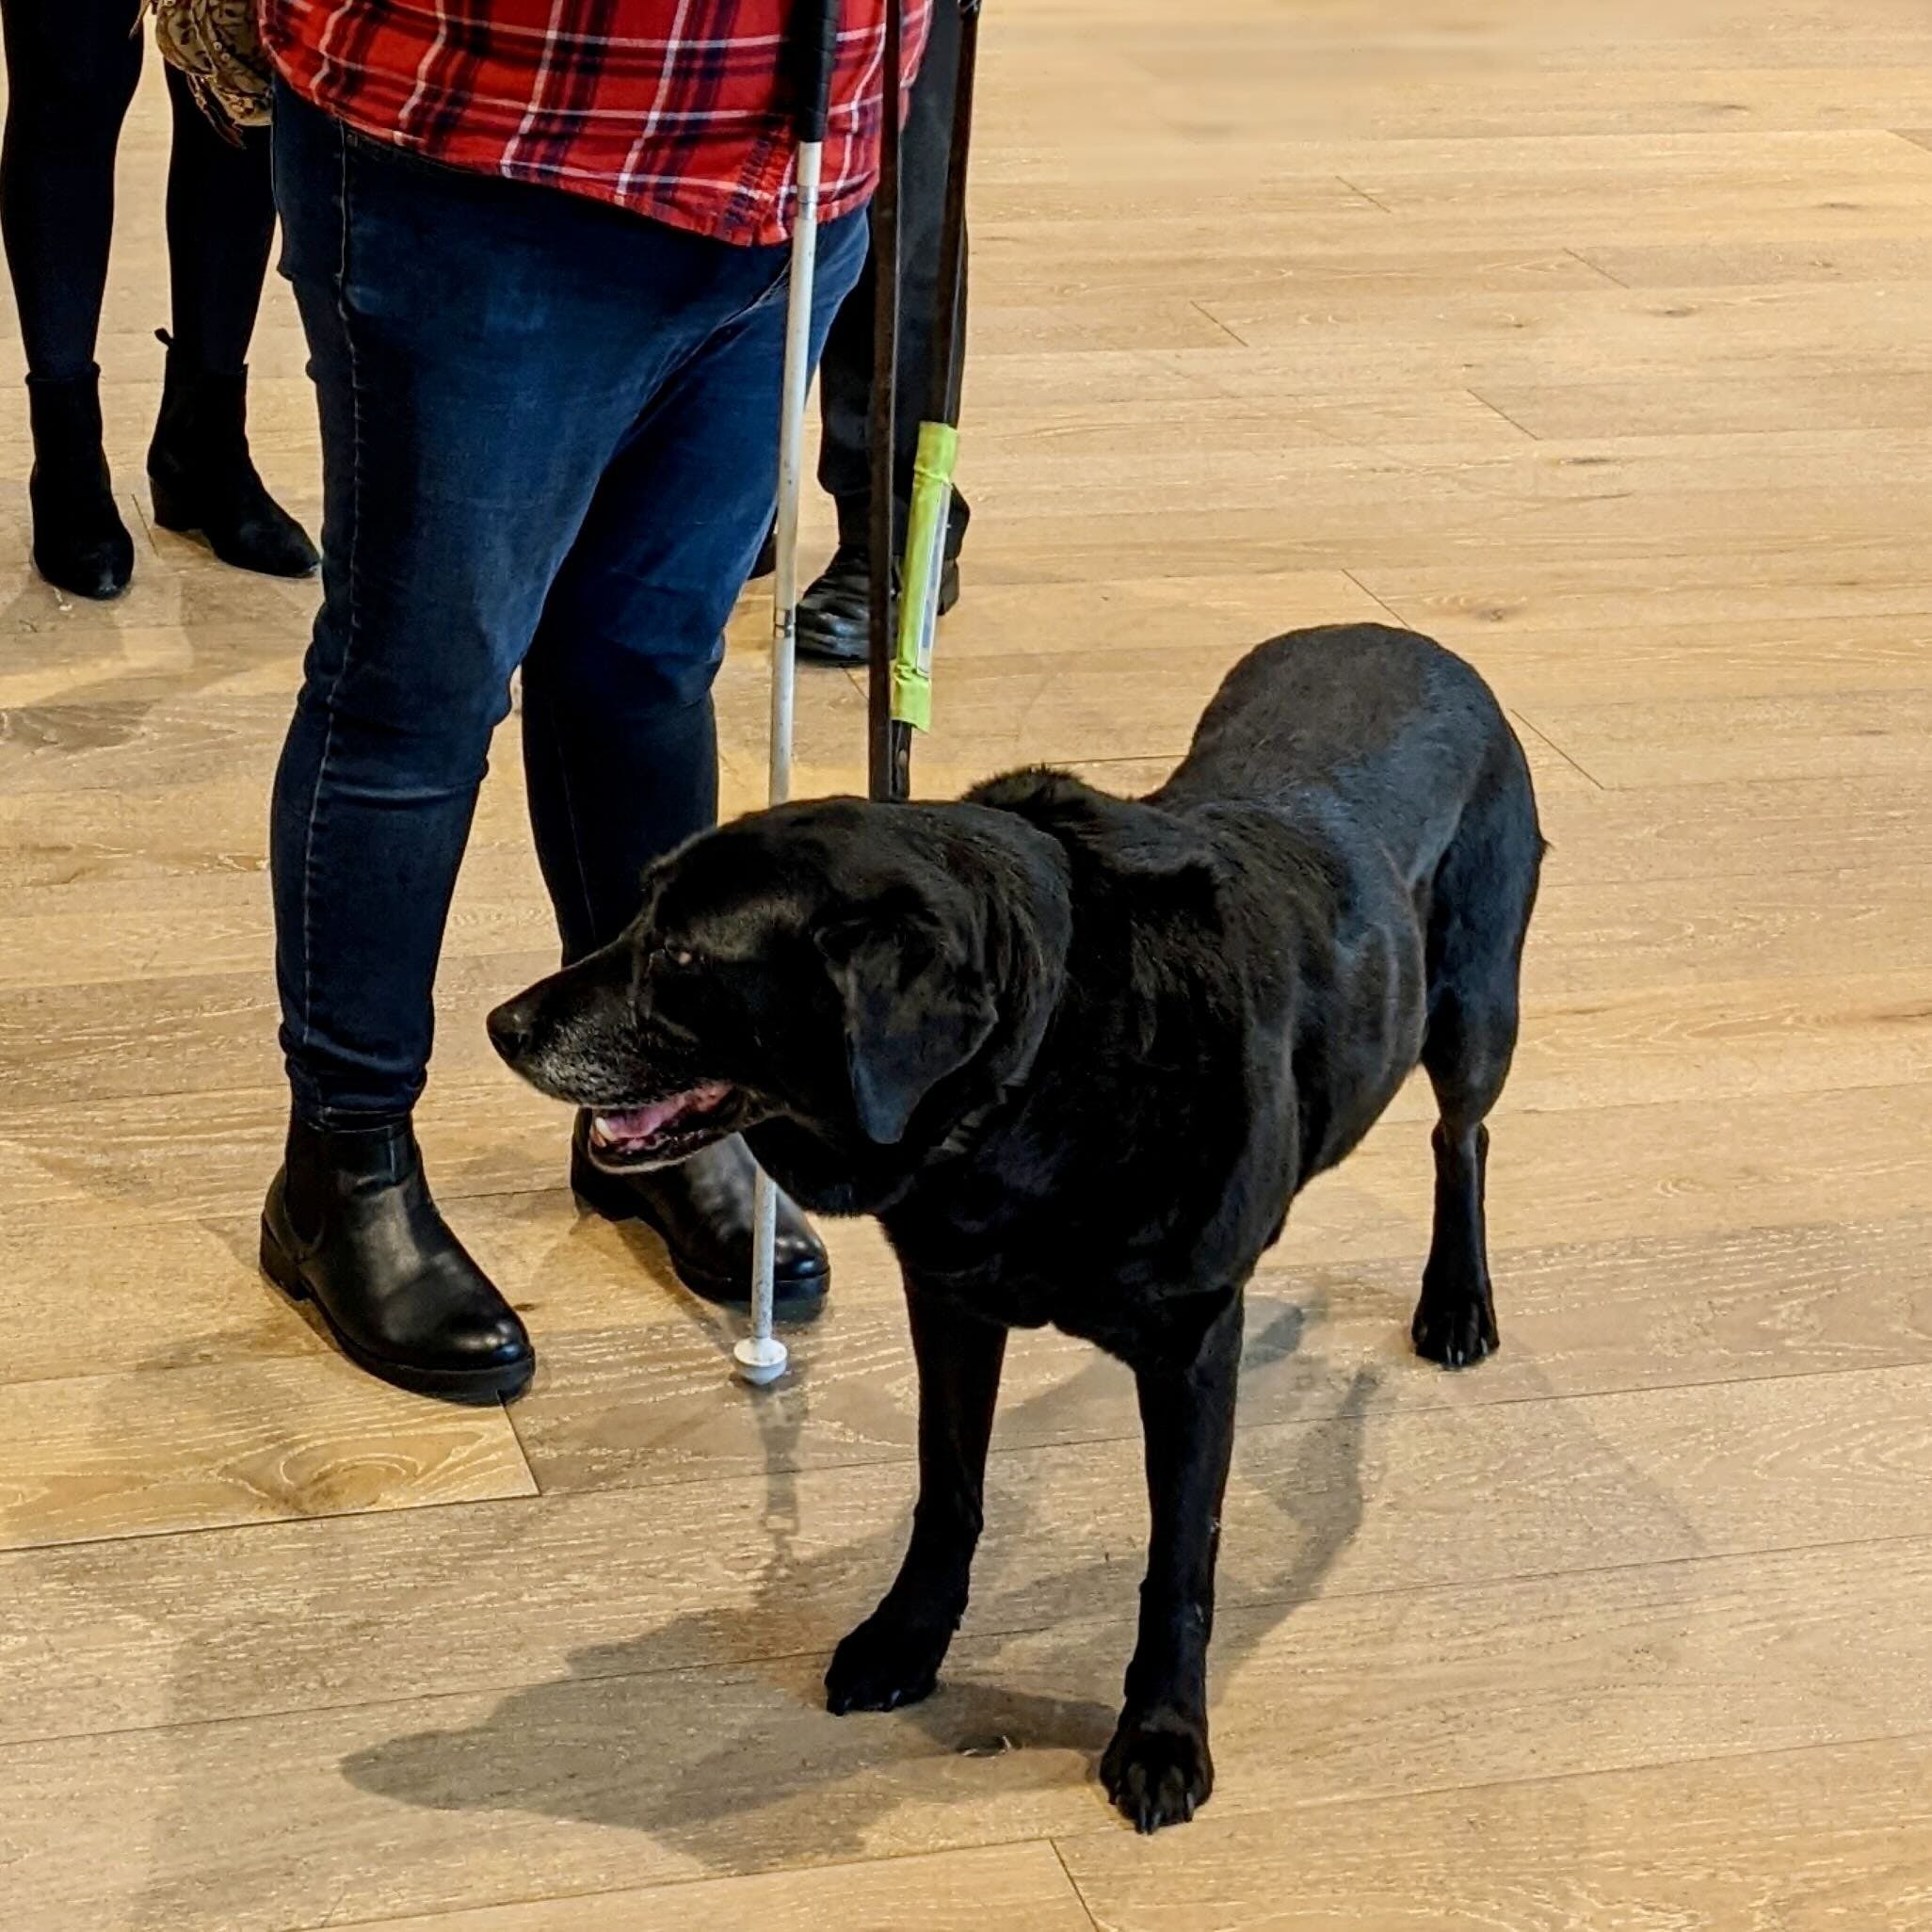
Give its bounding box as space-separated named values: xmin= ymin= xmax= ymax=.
xmin=0 ymin=1213 xmax=333 ymax=1383
xmin=1377 ymin=426 xmax=1932 ymax=499
xmin=1528 ymin=867 xmax=1932 ymax=988
xmin=1476 ymin=365 xmax=1932 ymax=435
xmin=1513 ymin=970 xmax=1932 ymax=1107
xmin=1055 ymin=1733 xmax=1932 ymax=1931
xmin=962 ymin=381 xmax=1531 ymax=449
xmin=1532 ymin=773 xmax=1932 ymax=882
xmin=0 ymin=846 xmax=552 ymax=990
xmin=1585 ymin=231 xmax=1932 ymax=287
xmin=0 ymin=1356 xmax=536 ymax=1551
xmin=305 ymin=1842 xmax=1098 ymax=1932
xmin=961 ymin=505 xmax=1932 ymax=587
xmin=1174 ymin=67 xmax=1932 ymax=141
xmin=1421 ymin=614 xmax=1932 ymax=704
xmin=1354 ymin=545 xmax=1932 ymax=633
xmin=1521 ymin=687 xmax=1932 ymax=787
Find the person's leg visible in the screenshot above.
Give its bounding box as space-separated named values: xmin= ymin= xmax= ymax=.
xmin=147 ymin=62 xmax=317 ymax=577
xmin=0 ymin=0 xmax=140 ymax=378
xmin=801 ymin=0 xmax=969 ymax=662
xmin=162 ymin=61 xmax=274 ymax=377
xmin=521 ymin=207 xmax=868 ymax=1306
xmin=0 ymin=0 xmax=140 ymax=596
xmin=266 ymin=87 xmax=726 ymax=1396
xmin=270 ymin=105 xmax=624 ymax=1131
xmin=523 ymin=208 xmax=867 ymax=959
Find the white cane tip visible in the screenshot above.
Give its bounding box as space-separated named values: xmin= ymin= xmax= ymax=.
xmin=733 ymin=1335 xmax=790 ymax=1386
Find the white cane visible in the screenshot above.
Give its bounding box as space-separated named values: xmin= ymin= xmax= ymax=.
xmin=736 ymin=2 xmax=842 ymax=1388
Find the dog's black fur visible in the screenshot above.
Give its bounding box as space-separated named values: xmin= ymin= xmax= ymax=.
xmin=491 ymin=623 xmax=1543 ymax=1831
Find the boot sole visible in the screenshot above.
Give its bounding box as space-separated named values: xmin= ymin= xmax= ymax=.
xmin=570 ymin=1147 xmax=829 ymax=1313
xmin=259 ymin=1216 xmax=536 ymax=1403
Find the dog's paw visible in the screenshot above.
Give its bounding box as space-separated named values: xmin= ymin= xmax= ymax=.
xmin=824 ymin=1609 xmax=952 ymax=1715
xmin=1410 ymin=1289 xmax=1499 ymax=1370
xmin=1101 ymin=1708 xmax=1214 ymax=1832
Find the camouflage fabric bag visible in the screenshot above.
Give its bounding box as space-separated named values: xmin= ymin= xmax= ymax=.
xmin=146 ymin=0 xmax=273 ymax=137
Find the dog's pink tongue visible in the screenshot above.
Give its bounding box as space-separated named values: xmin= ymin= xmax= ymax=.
xmin=598 ymin=1098 xmax=685 ymax=1141
xmin=595 ymin=1082 xmax=730 ymax=1143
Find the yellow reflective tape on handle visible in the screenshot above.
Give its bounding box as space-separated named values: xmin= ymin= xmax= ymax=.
xmin=892 ymin=420 xmax=958 ymax=733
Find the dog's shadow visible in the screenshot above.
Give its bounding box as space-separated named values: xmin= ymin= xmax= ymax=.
xmin=342 ymin=1297 xmax=1378 ymax=1870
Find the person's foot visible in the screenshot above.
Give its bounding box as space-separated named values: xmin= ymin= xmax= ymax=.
xmin=570 ymin=1117 xmax=829 ymax=1310
xmin=795 ymin=539 xmax=961 ymax=667
xmin=147 ymin=331 xmax=319 ymax=579
xmin=24 ymin=369 xmax=135 ymax=600
xmin=260 ymin=1117 xmax=535 ymax=1401
xmin=749 ymin=526 xmax=777 ymax=580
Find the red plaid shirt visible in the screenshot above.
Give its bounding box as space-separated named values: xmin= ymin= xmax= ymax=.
xmin=261 ymin=0 xmax=932 ymax=247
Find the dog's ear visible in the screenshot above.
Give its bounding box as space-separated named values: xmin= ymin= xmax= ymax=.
xmin=815 ymin=909 xmax=999 ymax=1146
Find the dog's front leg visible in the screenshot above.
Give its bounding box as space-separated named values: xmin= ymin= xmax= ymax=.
xmin=826 ymin=1282 xmax=1006 ymax=1715
xmin=1102 ymin=1289 xmax=1244 ymax=1831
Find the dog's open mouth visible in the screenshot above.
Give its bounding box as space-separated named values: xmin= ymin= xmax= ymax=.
xmin=588 ymin=1081 xmax=740 ymax=1168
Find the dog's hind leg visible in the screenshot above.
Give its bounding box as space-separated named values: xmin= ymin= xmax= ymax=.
xmin=826 ymin=1284 xmax=1006 ymax=1715
xmin=1411 ymin=744 xmax=1541 ymax=1370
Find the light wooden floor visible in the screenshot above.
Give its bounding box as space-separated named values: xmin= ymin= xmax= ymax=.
xmin=6 ymin=3 xmax=1932 ymax=1925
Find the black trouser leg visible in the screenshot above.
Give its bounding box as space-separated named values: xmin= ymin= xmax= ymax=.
xmin=0 ymin=0 xmax=141 ymax=595
xmin=816 ymin=0 xmax=970 ymax=553
xmin=0 ymin=0 xmax=141 ymax=380
xmin=0 ymin=6 xmax=277 ymax=381
xmin=163 ymin=61 xmax=277 ymax=378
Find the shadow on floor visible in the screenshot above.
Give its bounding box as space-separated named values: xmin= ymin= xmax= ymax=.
xmin=341 ymin=1294 xmax=1379 ymax=1873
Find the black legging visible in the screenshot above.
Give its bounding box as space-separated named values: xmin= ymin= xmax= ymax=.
xmin=0 ymin=0 xmax=276 ymax=381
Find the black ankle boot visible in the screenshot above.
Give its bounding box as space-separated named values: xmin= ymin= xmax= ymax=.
xmin=570 ymin=1117 xmax=829 ymax=1311
xmin=24 ymin=369 xmax=135 ymax=600
xmin=795 ymin=539 xmax=960 ymax=666
xmin=147 ymin=332 xmax=318 ymax=578
xmin=261 ymin=1117 xmax=534 ymax=1401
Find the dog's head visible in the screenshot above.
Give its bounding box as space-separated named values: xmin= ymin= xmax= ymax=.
xmin=488 ymin=800 xmax=1045 ymax=1192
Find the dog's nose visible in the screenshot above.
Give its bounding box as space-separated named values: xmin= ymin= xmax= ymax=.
xmin=486 ymin=993 xmax=539 ymax=1067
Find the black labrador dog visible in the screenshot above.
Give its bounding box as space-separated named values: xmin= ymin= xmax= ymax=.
xmin=489 ymin=622 xmax=1542 ymax=1831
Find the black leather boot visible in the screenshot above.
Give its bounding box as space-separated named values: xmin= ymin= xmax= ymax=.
xmin=261 ymin=1118 xmax=534 ymax=1401
xmin=570 ymin=1117 xmax=829 ymax=1311
xmin=25 ymin=369 xmax=135 ymax=600
xmin=147 ymin=332 xmax=319 ymax=578
xmin=795 ymin=539 xmax=961 ymax=667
